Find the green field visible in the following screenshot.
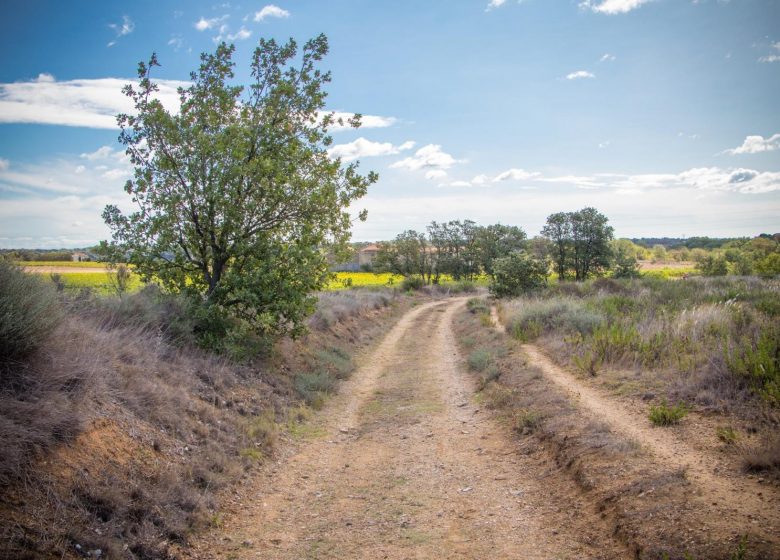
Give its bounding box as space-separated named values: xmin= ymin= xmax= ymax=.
xmin=36 ymin=270 xmax=404 ymax=294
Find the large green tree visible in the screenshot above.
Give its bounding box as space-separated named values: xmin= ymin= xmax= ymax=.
xmin=474 ymin=223 xmax=527 ymax=279
xmin=103 ymin=35 xmax=376 ymax=338
xmin=374 ymin=230 xmax=437 ymax=284
xmin=541 ymin=208 xmax=613 ymax=281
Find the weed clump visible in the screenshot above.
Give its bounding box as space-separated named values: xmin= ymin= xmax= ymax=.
xmin=0 ymin=261 xmax=63 ymax=362
xmin=648 ymin=400 xmax=689 ymax=426
xmin=468 ymin=349 xmax=493 ymax=372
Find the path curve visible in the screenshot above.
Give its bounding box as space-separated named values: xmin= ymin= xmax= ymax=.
xmin=491 ymin=305 xmax=780 ymax=549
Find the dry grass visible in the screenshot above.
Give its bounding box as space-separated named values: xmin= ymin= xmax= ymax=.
xmin=454 ymin=302 xmax=775 ymax=559
xmin=0 ymin=286 xmax=406 ymax=558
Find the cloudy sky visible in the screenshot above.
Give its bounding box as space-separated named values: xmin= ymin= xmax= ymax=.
xmin=1 ymin=0 xmax=779 ymax=248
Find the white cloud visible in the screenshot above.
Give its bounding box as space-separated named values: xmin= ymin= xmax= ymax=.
xmin=726 ymin=133 xmax=780 ymax=155
xmin=759 ymin=55 xmax=780 ymax=63
xmin=254 ymin=5 xmax=290 ymax=21
xmin=598 ymin=140 xmax=611 ymax=149
xmin=390 ymin=144 xmax=461 ymax=172
xmin=0 ymin=76 xmax=189 ymax=129
xmin=324 ymin=112 xmax=397 ymax=131
xmin=600 ymin=53 xmax=616 ymax=62
xmin=227 ymin=27 xmax=252 ymax=41
xmin=0 ymin=79 xmax=394 ymax=133
xmin=327 ymin=137 xmax=415 ymax=162
xmin=471 ymin=174 xmax=489 ymax=185
xmin=195 ymin=15 xmax=228 ymax=31
xmin=486 ymin=0 xmax=507 ymax=10
xmin=168 ymin=35 xmax=185 ymax=51
xmin=566 ymin=70 xmax=595 ymax=80
xmin=580 ymin=0 xmax=652 ymax=14
xmin=0 ymin=158 xmax=8 ymax=171
xmin=107 ymin=16 xmax=134 ymax=47
xmin=493 ymin=168 xmax=540 ymax=182
xmin=425 ymin=170 xmax=448 ymax=180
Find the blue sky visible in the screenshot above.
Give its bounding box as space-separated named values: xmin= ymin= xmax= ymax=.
xmin=1 ymin=0 xmax=779 ymax=248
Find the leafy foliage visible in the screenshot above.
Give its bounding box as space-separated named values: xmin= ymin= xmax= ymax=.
xmin=489 ymin=251 xmax=549 ymax=298
xmin=102 ymin=35 xmax=376 ymax=340
xmin=541 ymin=207 xmax=614 ymax=281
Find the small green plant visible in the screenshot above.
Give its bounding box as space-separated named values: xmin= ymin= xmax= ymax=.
xmin=725 ymin=329 xmax=780 ymax=406
xmin=401 ymin=276 xmax=425 ymax=291
xmin=649 ymin=400 xmax=689 ymax=426
xmin=294 ymin=371 xmax=336 ymax=408
xmin=716 ymin=426 xmax=738 ymax=445
xmin=731 ymin=535 xmax=748 ymax=560
xmin=573 ymin=349 xmax=601 ymax=376
xmin=512 ymin=408 xmax=543 ymax=433
xmin=315 ymin=347 xmax=353 ymax=379
xmin=478 ymin=365 xmax=501 ymax=390
xmin=467 ymin=298 xmax=490 ymax=315
xmin=467 ymin=349 xmax=492 ymax=372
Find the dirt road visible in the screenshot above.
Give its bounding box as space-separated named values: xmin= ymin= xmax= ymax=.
xmin=185 ymin=298 xmax=629 ymax=559
xmin=490 ymin=306 xmax=780 ymax=556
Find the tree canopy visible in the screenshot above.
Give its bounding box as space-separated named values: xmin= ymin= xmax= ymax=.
xmin=541 ymin=207 xmax=614 ymax=281
xmin=103 ymin=35 xmax=376 ymax=339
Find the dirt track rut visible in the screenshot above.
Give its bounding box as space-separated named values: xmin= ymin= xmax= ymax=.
xmin=491 ymin=306 xmax=780 ymax=553
xmin=185 ymin=298 xmax=629 ymax=559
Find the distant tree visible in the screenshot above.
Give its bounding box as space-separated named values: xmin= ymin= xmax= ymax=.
xmin=527 ymin=236 xmax=552 ymax=262
xmin=474 ymin=224 xmax=527 ymax=279
xmin=611 ymin=244 xmax=641 ymax=279
xmin=543 ymin=208 xmax=613 ymax=281
xmin=374 ymin=230 xmax=437 ymax=284
xmin=541 ymin=212 xmax=571 ymax=281
xmin=427 ymin=220 xmax=479 ymax=281
xmin=102 ymin=36 xmax=376 ymax=340
xmin=755 ymin=253 xmax=780 ymax=278
xmin=651 ymin=244 xmax=667 ymax=262
xmin=489 ymin=252 xmax=548 ymax=298
xmin=696 ymin=254 xmax=728 ymax=276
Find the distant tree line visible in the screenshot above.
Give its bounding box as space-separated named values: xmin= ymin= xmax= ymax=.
xmin=372 ymin=207 xmax=618 ymax=296
xmin=373 ymin=220 xmax=528 ymax=285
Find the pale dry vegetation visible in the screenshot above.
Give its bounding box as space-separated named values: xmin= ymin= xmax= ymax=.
xmin=0 ymin=262 xmax=404 ymax=558
xmin=455 ymin=299 xmax=778 ymax=559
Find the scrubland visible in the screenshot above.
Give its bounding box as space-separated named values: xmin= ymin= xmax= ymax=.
xmin=0 ymin=262 xmax=404 ymax=558
xmin=455 ymin=276 xmax=780 ymax=559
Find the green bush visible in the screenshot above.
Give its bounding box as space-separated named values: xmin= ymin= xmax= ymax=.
xmin=466 ymin=298 xmax=490 ymax=315
xmin=489 ymin=252 xmax=548 ymax=298
xmin=726 ymin=329 xmax=780 ymax=406
xmin=401 ymin=276 xmax=425 ymax=291
xmin=649 ymin=400 xmax=689 ymax=426
xmin=294 ymin=371 xmax=336 ymax=407
xmin=467 ymin=349 xmax=492 ymax=372
xmin=0 ymin=261 xmax=63 ymax=362
xmin=315 ymin=347 xmax=353 ymax=380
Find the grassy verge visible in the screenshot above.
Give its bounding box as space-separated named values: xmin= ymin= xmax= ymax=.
xmin=0 ymin=280 xmax=407 ymax=558
xmin=455 ymin=298 xmax=775 ymax=559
